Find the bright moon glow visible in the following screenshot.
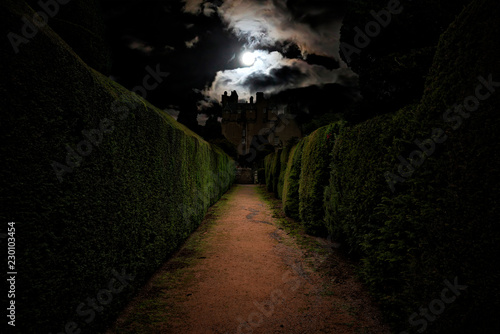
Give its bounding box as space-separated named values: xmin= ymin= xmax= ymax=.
xmin=241 ymin=52 xmax=255 ymax=66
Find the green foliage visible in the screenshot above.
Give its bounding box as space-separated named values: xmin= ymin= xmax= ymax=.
xmin=266 ymin=122 xmax=343 ymax=233
xmin=264 ymin=150 xmax=282 ymax=194
xmin=328 ymin=0 xmax=500 ymax=332
xmin=282 ymin=140 xmax=306 ymax=220
xmin=276 ymin=145 xmax=293 ymax=199
xmin=270 ymin=150 xmax=282 ymax=194
xmin=208 ymin=137 xmax=238 ymax=159
xmin=0 ymin=2 xmax=235 ymax=333
xmin=324 ymin=107 xmax=418 ymax=253
xmin=264 ymin=153 xmax=274 ymax=192
xmin=298 ymin=122 xmax=344 ymax=235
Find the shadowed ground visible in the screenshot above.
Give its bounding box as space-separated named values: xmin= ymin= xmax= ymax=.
xmin=108 ymin=185 xmax=389 ymax=334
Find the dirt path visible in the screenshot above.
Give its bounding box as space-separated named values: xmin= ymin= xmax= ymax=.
xmin=109 ymin=185 xmax=390 ymax=334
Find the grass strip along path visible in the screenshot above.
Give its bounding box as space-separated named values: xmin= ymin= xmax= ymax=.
xmin=108 ymin=185 xmax=390 ymax=334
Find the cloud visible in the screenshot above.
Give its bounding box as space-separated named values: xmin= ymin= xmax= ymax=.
xmin=164 ymin=108 xmax=180 ymax=120
xmin=184 ymin=1 xmax=355 ymax=107
xmin=182 ymin=0 xmax=346 ymax=58
xmin=202 ymin=2 xmax=217 ymax=16
xmin=243 ymin=66 xmax=307 ymax=91
xmin=182 ymin=0 xmax=217 ymax=16
xmin=182 ymin=0 xmax=204 ymax=14
xmin=185 ymin=36 xmax=200 ymax=48
xmin=203 ymin=50 xmax=357 ymax=102
xmin=124 ymin=36 xmax=155 ymax=54
xmin=217 ymin=0 xmax=346 ymax=59
xmin=197 ymin=113 xmax=210 ymax=125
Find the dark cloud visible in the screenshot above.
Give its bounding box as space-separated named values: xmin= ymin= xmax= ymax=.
xmin=304 ymin=54 xmax=340 ymax=70
xmin=182 ymin=0 xmax=218 ymax=16
xmin=269 ymin=82 xmax=360 ymax=115
xmin=213 ymin=0 xmax=346 ymax=59
xmin=101 ymin=0 xmax=356 ymax=112
xmin=243 ymin=66 xmax=307 ymax=91
xmin=285 ymin=0 xmax=348 ymax=26
xmin=101 ymin=0 xmax=245 ymax=107
xmin=257 ymin=42 xmax=340 ymax=70
xmin=204 ymin=50 xmax=356 ymax=102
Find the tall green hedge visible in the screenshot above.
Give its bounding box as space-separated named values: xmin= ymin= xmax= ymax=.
xmin=298 ymin=122 xmax=343 ymax=235
xmin=276 ymin=145 xmax=293 ymax=199
xmin=325 ymin=0 xmax=500 ymax=332
xmin=324 ymin=108 xmax=417 ymax=253
xmin=265 ymin=1 xmax=500 ymax=332
xmin=264 ymin=153 xmax=274 ymax=192
xmin=0 ymin=2 xmax=235 ymax=333
xmin=282 ymin=140 xmax=305 ymax=220
xmin=265 ymin=122 xmax=343 ymax=232
xmin=271 ymin=150 xmax=282 ymax=194
xmin=264 ymin=150 xmax=282 ymax=194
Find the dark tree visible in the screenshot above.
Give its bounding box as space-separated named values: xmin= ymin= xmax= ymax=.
xmin=340 ymin=0 xmax=474 ymax=122
xmin=177 ymin=91 xmax=201 ymax=133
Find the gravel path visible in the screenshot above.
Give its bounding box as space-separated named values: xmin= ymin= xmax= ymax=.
xmin=109 ymin=185 xmax=390 ymax=334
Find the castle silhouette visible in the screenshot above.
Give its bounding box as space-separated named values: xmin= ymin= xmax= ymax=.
xmin=221 ymin=91 xmax=302 ymax=157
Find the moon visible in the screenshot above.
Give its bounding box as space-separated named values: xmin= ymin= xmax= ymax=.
xmin=241 ymin=52 xmax=255 ymax=66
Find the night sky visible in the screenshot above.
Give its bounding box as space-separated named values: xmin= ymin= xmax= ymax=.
xmin=99 ymin=0 xmax=357 ymax=125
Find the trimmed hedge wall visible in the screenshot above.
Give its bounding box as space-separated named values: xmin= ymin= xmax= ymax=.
xmin=276 ymin=145 xmax=293 ymax=199
xmin=264 ymin=149 xmax=281 ymax=194
xmin=266 ymin=1 xmax=500 ymax=332
xmin=265 ymin=122 xmax=343 ymax=233
xmin=0 ymin=2 xmax=235 ymax=333
xmin=282 ymin=140 xmax=305 ymax=220
xmin=264 ymin=154 xmax=274 ymax=192
xmin=299 ymin=122 xmax=343 ymax=235
xmin=325 ymin=0 xmax=500 ymax=332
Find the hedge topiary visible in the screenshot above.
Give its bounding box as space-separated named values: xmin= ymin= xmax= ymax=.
xmin=0 ymin=2 xmax=235 ymax=332
xmin=282 ymin=140 xmax=306 ymax=220
xmin=298 ymin=122 xmax=343 ymax=235
xmin=325 ymin=0 xmax=500 ymax=332
xmin=276 ymin=145 xmax=293 ymax=199
xmin=264 ymin=153 xmax=274 ymax=192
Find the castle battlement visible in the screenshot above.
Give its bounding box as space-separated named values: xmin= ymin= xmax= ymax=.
xmin=220 ymin=90 xmax=302 ymax=158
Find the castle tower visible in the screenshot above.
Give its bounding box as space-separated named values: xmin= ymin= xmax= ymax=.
xmin=221 ymin=91 xmax=228 ymax=106
xmin=221 ymin=90 xmax=302 ymax=160
xmin=230 ymin=90 xmax=238 ymax=103
xmin=256 ymin=92 xmax=264 ymax=104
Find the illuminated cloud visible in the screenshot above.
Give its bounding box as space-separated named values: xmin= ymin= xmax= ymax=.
xmin=182 ymin=0 xmax=204 ymax=15
xmin=125 ymin=36 xmax=155 ymax=54
xmin=165 ymin=108 xmax=180 ymax=120
xmin=182 ymin=0 xmax=217 ymax=16
xmin=185 ymin=36 xmax=200 ymax=48
xmin=215 ymin=0 xmax=346 ymax=59
xmin=203 ymin=50 xmax=356 ymax=101
xmin=183 ymin=0 xmax=354 ymax=104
